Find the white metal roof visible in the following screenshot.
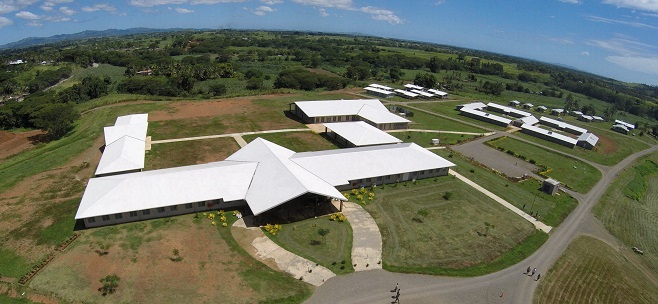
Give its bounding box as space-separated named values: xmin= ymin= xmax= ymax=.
xmin=461 ymin=107 xmax=512 ymax=124
xmin=404 ymin=84 xmax=424 ymax=90
xmin=537 ymin=106 xmax=548 ymax=110
xmin=427 ymin=89 xmax=448 ymax=96
xmin=365 ymin=87 xmax=394 ymax=96
xmin=226 ymin=138 xmax=345 ymax=215
xmin=291 ymin=143 xmax=456 ymax=186
xmin=613 ymin=124 xmax=630 ymax=132
xmin=572 ymin=111 xmax=584 ymax=115
xmin=410 ymin=89 xmax=434 ymax=98
xmin=577 ymin=132 xmax=599 ymax=146
xmin=324 ymin=121 xmax=402 ymax=146
xmin=509 ymin=100 xmax=521 ymax=105
xmin=357 ymin=105 xmax=411 ymax=125
xmin=551 ymin=109 xmax=565 ymax=113
xmin=394 ymin=89 xmax=418 ymax=98
xmin=521 ymin=124 xmax=577 ymax=145
xmin=592 ymin=116 xmax=604 ymax=121
xmin=103 ymin=123 xmax=148 ymax=145
xmin=457 ymin=102 xmax=487 ymax=110
xmin=368 ymin=83 xmax=393 ymax=91
xmin=539 ymin=116 xmax=587 ymax=134
xmin=294 ymin=99 xmax=386 ymax=118
xmin=517 ymin=115 xmax=539 ymax=126
xmin=115 ymin=113 xmax=148 ymax=126
xmin=77 ymin=161 xmax=257 ymax=219
xmin=524 ymin=103 xmax=534 ymax=107
xmin=615 ymin=120 xmax=635 ymax=129
xmin=95 ymin=137 xmax=147 ymax=176
xmin=487 ymin=103 xmax=532 ymax=117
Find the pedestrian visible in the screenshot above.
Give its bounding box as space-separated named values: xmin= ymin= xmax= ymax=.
xmin=526 ymin=266 xmax=530 ymax=274
xmin=531 ymin=268 xmax=536 ymax=276
xmin=391 ymin=282 xmax=398 ymax=292
xmin=536 ymin=273 xmax=541 ymax=281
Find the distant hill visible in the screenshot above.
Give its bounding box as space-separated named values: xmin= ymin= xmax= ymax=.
xmin=0 ymin=28 xmax=195 ymax=51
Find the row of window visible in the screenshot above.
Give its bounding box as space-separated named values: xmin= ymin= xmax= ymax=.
xmin=358 ymin=169 xmax=441 ymax=184
xmin=88 ymin=201 xmax=212 ymax=223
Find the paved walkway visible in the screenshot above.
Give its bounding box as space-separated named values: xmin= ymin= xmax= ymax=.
xmin=449 ymin=170 xmax=553 ymax=233
xmin=387 ymin=129 xmax=494 ymax=136
xmin=233 ymin=217 xmax=336 ymax=286
xmin=150 ymin=128 xmax=310 ymax=144
xmin=341 ymin=201 xmax=383 ymax=271
xmin=231 ymin=134 xmax=248 ymax=147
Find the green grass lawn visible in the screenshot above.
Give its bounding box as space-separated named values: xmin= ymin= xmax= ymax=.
xmin=354 ymin=178 xmax=545 ymax=276
xmin=391 ymin=131 xmax=479 ymax=147
xmin=396 ymin=106 xmax=488 ymax=133
xmin=534 ymin=236 xmax=658 ymax=304
xmin=594 ymin=153 xmax=658 ymax=274
xmin=145 ymin=137 xmax=241 ymax=170
xmin=243 ymin=132 xmax=338 ymax=152
xmin=409 ymin=102 xmax=509 ymax=131
xmin=486 ymin=136 xmax=601 ymax=193
xmin=264 ymin=216 xmax=354 ymax=275
xmin=436 ymin=149 xmax=578 ymax=227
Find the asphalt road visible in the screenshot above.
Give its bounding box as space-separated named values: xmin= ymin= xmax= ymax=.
xmin=306 ymin=144 xmax=658 ymax=304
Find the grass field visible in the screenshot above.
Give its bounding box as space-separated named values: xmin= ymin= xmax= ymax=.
xmin=594 ymin=152 xmax=658 ymax=274
xmin=358 ymin=178 xmax=545 ymax=276
xmin=390 ymin=131 xmax=479 ymax=147
xmin=29 ymin=214 xmax=312 ymax=303
xmin=409 ymin=102 xmax=509 ymax=131
xmin=145 ymin=137 xmax=241 ymax=170
xmin=486 ymin=136 xmax=601 ymax=193
xmin=242 ymin=131 xmax=338 ymax=152
xmin=534 ymin=236 xmax=658 ymax=304
xmin=265 ymin=216 xmax=354 ymax=275
xmin=394 ymin=107 xmax=487 ymax=133
xmin=436 ymin=149 xmax=578 ymax=227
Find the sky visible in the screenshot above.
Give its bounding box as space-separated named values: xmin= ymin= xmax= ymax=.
xmin=1 ymin=1 xmax=658 ymax=85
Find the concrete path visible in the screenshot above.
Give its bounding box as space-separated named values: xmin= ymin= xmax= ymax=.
xmin=386 ymin=129 xmax=495 ymax=136
xmin=449 ymin=170 xmax=553 ymax=233
xmin=341 ymin=201 xmax=383 ymax=271
xmin=150 ymin=128 xmax=310 ymax=144
xmin=231 ymin=134 xmax=248 ymax=147
xmin=233 ymin=217 xmax=335 ymax=286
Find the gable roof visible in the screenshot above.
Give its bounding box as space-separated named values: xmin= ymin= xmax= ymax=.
xmin=324 ymin=121 xmax=402 ymax=146
xmin=357 ymin=104 xmax=410 ymax=124
xmin=95 ymin=114 xmax=148 ymax=176
xmin=291 ymin=143 xmax=455 ymax=186
xmin=294 ymin=99 xmax=386 ymax=117
xmin=226 ymin=138 xmax=345 ymax=215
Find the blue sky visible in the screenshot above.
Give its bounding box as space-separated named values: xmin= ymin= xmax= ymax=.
xmin=1 ymin=0 xmax=658 ymax=85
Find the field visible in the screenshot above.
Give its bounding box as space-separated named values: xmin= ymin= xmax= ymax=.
xmin=534 ymin=236 xmax=658 ymax=304
xmin=29 ymin=215 xmax=312 ymax=303
xmin=265 ymin=216 xmax=354 ymax=275
xmin=594 ymin=153 xmax=658 ymax=274
xmin=390 ymin=106 xmax=487 ymax=133
xmin=408 ymin=102 xmax=509 ymax=131
xmin=242 ymin=132 xmax=339 ymax=152
xmin=145 ymin=137 xmax=241 ymax=170
xmin=486 ymin=136 xmax=601 ymax=193
xmin=358 ymin=178 xmax=546 ymax=276
xmin=390 ymin=130 xmax=479 ymax=147
xmin=435 ymin=149 xmax=578 ymax=227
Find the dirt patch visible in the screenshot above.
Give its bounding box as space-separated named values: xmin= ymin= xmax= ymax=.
xmin=0 ymin=130 xmax=47 ymax=160
xmin=596 ymin=133 xmax=617 ymax=154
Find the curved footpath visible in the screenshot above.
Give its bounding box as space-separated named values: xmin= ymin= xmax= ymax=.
xmin=307 ymin=144 xmax=658 ymax=304
xmin=341 ymin=201 xmax=383 ymax=271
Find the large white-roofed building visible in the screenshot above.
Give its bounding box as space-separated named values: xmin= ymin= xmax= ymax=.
xmin=394 ymin=89 xmax=419 ymax=99
xmin=520 ymin=124 xmax=578 ymax=148
xmin=427 ymin=89 xmax=448 ymax=99
xmin=487 ymin=103 xmax=532 ymax=118
xmin=538 ymin=116 xmax=587 ymax=135
xmin=77 ymin=136 xmax=456 ymax=228
xmin=95 ymin=114 xmax=148 ymax=177
xmin=459 ymin=107 xmax=512 ymax=127
xmin=324 ymin=121 xmax=402 ymax=147
xmin=615 ymin=120 xmax=635 ymax=129
xmin=364 ymin=86 xmax=394 ymax=98
xmin=292 ymin=99 xmax=410 ymax=130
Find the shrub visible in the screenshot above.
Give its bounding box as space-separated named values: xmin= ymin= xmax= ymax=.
xmin=443 ymin=191 xmax=453 ymax=200
xmin=529 ymin=159 xmax=537 ymax=164
xmin=98 ymin=274 xmax=120 ymax=296
xmin=506 ymin=150 xmax=515 ymax=156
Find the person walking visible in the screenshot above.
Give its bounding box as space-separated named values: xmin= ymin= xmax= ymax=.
xmin=531 ymin=268 xmax=537 ymax=276
xmin=526 ymin=266 xmax=531 ymax=274
xmin=536 ymin=273 xmax=541 ymax=281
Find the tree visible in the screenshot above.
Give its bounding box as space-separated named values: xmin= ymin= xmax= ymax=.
xmin=30 ymin=103 xmax=79 ymax=139
xmin=246 ymin=77 xmax=264 ymax=90
xmin=414 ymin=73 xmax=437 ymax=89
xmin=427 ymin=56 xmax=440 ymax=73
xmin=99 ymin=274 xmax=120 ymax=296
xmin=389 ymin=68 xmax=403 ymax=82
xmin=208 ymin=83 xmax=227 ymax=96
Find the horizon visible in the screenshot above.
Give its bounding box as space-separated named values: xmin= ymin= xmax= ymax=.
xmin=0 ymin=1 xmax=657 ymax=85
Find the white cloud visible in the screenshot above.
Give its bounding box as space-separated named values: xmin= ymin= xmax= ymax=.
xmin=59 ymin=6 xmax=75 ymax=15
xmin=434 ymin=0 xmax=446 ymax=5
xmin=261 ymin=0 xmax=283 ymax=4
xmin=586 ymin=15 xmax=658 ymax=29
xmin=15 ymin=11 xmax=40 ymax=20
xmin=82 ymin=4 xmax=117 ymax=13
xmin=588 ymin=34 xmax=658 ymax=77
xmin=253 ymin=5 xmax=275 ymax=15
xmin=581 ymin=51 xmax=590 ymax=56
xmin=319 ymin=8 xmax=328 ymax=17
xmin=1 ymin=3 xmax=18 ymax=14
xmin=41 ymin=0 xmax=74 ymax=11
xmin=0 ymin=16 xmax=13 ymax=28
xmin=175 ymin=7 xmax=194 ymax=13
xmin=27 ymin=20 xmax=43 ymax=27
xmin=129 ymin=0 xmax=246 ymax=6
xmin=293 ymin=0 xmax=403 ymax=24
xmin=559 ymin=0 xmax=582 ymax=4
xmin=606 ymin=55 xmax=658 ymax=76
xmin=604 ymin=0 xmax=658 ymax=13
xmin=44 ymin=15 xmax=71 ymax=22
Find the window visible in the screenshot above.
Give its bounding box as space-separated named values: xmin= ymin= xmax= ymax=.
xmin=186 ymin=203 xmax=193 ymax=209
xmin=377 ymin=176 xmax=382 ymax=181
xmin=197 ymin=201 xmax=206 ymax=207
xmin=143 ymin=210 xmax=150 ymax=215
xmin=115 ymin=214 xmax=122 ymax=220
xmin=102 ymin=215 xmax=110 ymax=221
xmin=88 ymin=217 xmax=96 ymax=223
xmin=366 ymin=178 xmax=371 ymax=182
xmin=170 ymin=206 xmax=177 ymax=211
xmin=129 ymin=211 xmax=138 ymax=217
xmin=158 ymin=207 xmax=165 ymax=213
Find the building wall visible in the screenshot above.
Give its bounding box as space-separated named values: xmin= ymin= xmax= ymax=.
xmin=520 ymin=129 xmax=576 ymax=148
xmin=576 ymin=140 xmax=595 ymax=150
xmin=83 ymin=198 xmax=247 ymax=228
xmin=335 ymin=167 xmax=450 ymax=191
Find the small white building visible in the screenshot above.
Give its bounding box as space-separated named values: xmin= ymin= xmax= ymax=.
xmin=612 ymin=124 xmax=630 ymax=134
xmin=551 ymin=109 xmax=564 ymax=116
xmin=509 ymin=100 xmax=521 ymax=107
xmin=364 ymin=87 xmax=395 ymax=98
xmin=614 ymin=120 xmax=635 ymax=130
xmin=324 ymin=121 xmax=402 ymax=147
xmin=427 ymin=89 xmax=448 ymax=99
xmin=95 ymin=114 xmax=148 ymax=177
xmin=292 ymin=99 xmax=410 ymax=130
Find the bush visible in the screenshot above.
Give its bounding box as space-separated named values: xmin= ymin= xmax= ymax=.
xmin=529 ymin=159 xmax=537 ymax=164
xmin=98 ymin=274 xmax=120 ymax=296
xmin=443 ymin=191 xmax=453 ymax=200
xmin=506 ymin=150 xmax=515 ymax=156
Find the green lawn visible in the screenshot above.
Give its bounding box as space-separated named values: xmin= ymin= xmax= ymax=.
xmin=264 ymin=216 xmax=354 ymax=275
xmin=145 ymin=137 xmax=241 ymax=170
xmin=391 ymin=131 xmax=479 ymax=147
xmin=594 ymin=153 xmax=658 ymax=274
xmin=410 ymin=102 xmax=509 ymax=131
xmin=243 ymin=132 xmax=338 ymax=152
xmin=534 ymin=236 xmax=658 ymax=304
xmin=396 ymin=106 xmax=488 ymax=133
xmin=486 ymin=136 xmax=601 ymax=193
xmin=436 ymin=150 xmax=578 ymax=227
xmin=354 ymin=178 xmax=545 ymax=276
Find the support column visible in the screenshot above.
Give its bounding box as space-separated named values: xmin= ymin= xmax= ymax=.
xmin=340 ymin=200 xmax=343 ymax=212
